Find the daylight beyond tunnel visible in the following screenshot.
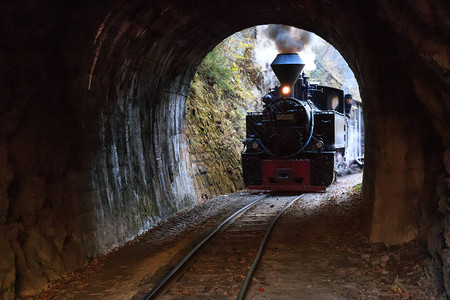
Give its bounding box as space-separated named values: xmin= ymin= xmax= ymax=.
xmin=185 ymin=26 xmax=364 ymax=197
xmin=0 ymin=0 xmax=448 ymax=298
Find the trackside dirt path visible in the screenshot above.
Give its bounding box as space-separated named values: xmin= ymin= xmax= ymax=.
xmin=33 ymin=172 xmax=443 ymax=299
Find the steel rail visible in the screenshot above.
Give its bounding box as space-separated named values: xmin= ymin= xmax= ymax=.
xmin=236 ymin=194 xmax=304 ymax=300
xmin=142 ymin=195 xmax=268 ymax=300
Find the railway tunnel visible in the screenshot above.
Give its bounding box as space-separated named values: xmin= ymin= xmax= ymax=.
xmin=0 ymin=0 xmax=448 ymax=298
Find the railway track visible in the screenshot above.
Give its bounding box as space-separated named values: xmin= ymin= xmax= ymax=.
xmin=142 ymin=194 xmax=304 ymax=299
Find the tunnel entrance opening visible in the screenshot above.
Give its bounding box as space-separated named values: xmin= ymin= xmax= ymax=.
xmin=184 ymin=25 xmax=364 ymax=199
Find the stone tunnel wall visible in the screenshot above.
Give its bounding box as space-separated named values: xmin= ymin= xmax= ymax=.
xmin=365 ymin=2 xmax=449 ymax=293
xmin=87 ymin=76 xmax=197 ymax=256
xmin=0 ymin=2 xmax=205 ymax=297
xmin=0 ymin=0 xmax=448 ymax=298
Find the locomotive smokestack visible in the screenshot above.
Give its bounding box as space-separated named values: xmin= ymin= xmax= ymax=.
xmin=270 ymin=53 xmax=305 ymax=87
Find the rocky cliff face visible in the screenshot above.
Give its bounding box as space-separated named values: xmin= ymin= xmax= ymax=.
xmin=185 ymin=83 xmax=245 ymax=199
xmin=184 ymin=32 xmax=262 ymax=199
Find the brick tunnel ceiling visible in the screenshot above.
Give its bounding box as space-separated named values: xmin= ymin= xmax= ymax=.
xmin=1 ymin=0 xmax=449 ymax=298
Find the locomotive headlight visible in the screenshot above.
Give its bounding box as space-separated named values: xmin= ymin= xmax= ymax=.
xmin=315 ymin=141 xmax=324 ymax=149
xmin=281 ymin=85 xmax=291 ymax=95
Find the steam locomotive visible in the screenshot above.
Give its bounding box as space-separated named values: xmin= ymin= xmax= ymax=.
xmin=242 ymin=53 xmax=362 ymax=192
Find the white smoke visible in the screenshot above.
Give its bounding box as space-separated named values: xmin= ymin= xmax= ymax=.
xmin=266 ymin=24 xmax=312 ymax=53
xmin=254 ymin=25 xmax=316 ymax=77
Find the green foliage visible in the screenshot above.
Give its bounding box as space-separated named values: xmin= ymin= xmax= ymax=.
xmin=352 ymin=183 xmax=362 ymax=193
xmin=195 ymin=34 xmax=259 ymax=99
xmin=200 ymin=49 xmax=234 ymax=92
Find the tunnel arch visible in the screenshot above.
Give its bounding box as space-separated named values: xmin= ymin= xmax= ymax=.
xmin=1 ymin=0 xmax=448 ymax=297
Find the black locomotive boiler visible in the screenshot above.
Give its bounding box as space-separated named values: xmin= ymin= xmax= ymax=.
xmin=242 ymin=53 xmax=348 ymax=192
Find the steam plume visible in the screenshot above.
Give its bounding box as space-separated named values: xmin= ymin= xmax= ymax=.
xmin=266 ymin=25 xmax=312 ymax=53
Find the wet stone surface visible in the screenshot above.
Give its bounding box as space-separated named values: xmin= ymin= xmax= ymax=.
xmin=34 ymin=172 xmax=444 ymax=299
